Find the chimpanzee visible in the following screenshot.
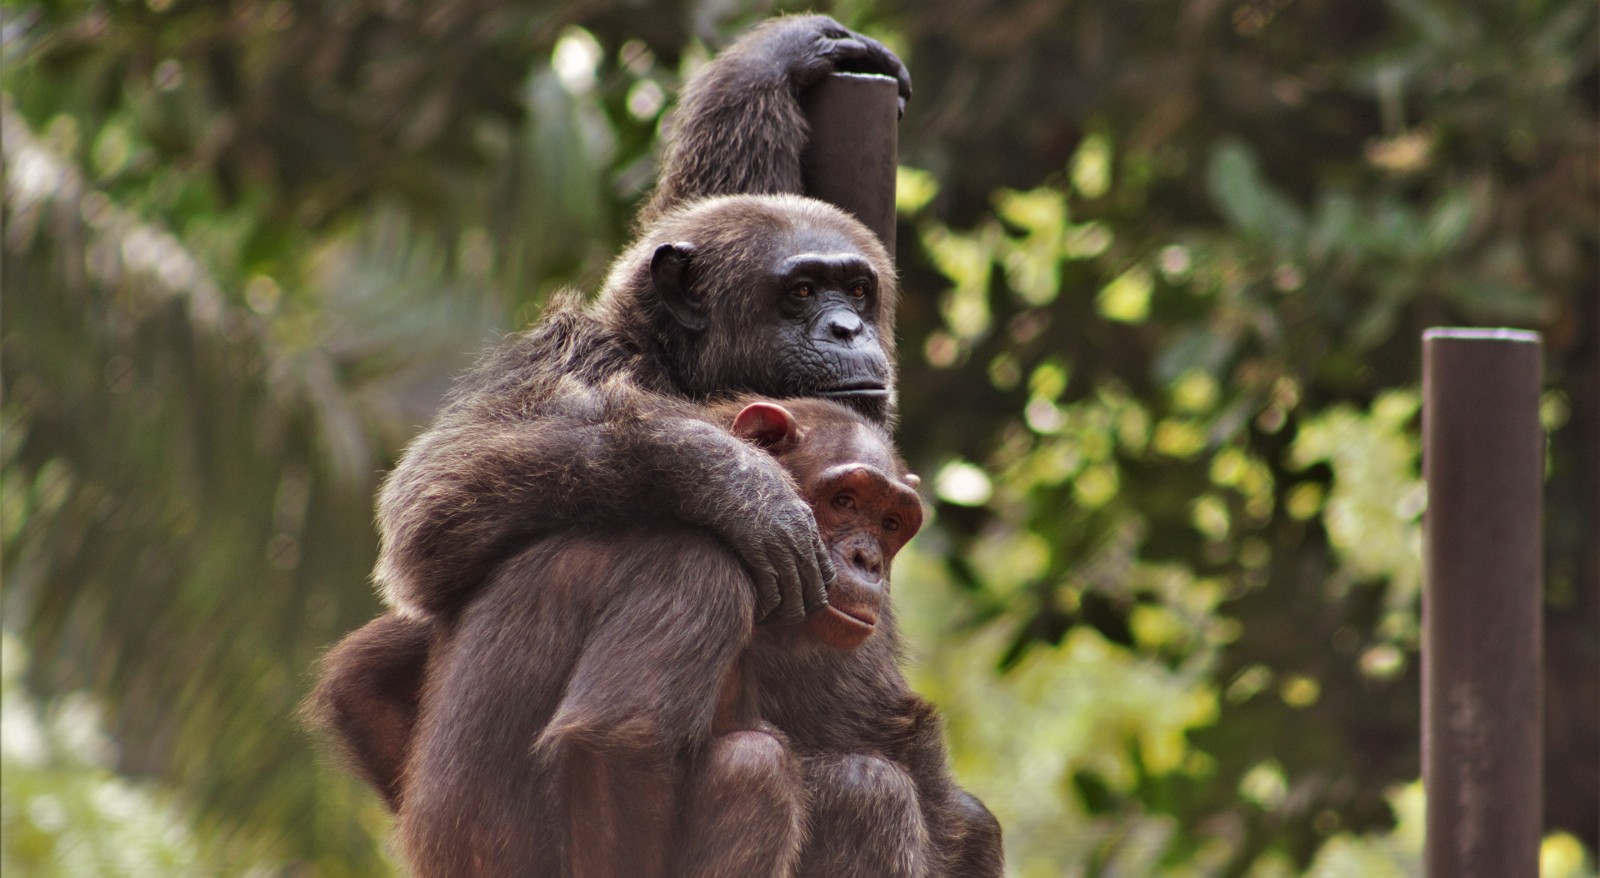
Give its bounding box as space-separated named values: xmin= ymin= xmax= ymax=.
xmin=362 ymin=398 xmax=997 ymax=876
xmin=676 ymin=400 xmax=1002 ymax=878
xmin=375 ymin=15 xmax=913 ymax=629
xmin=308 ymin=13 xmax=1004 ymax=875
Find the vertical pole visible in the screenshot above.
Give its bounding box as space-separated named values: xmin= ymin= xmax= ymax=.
xmin=1422 ymin=328 xmax=1544 ymax=878
xmin=801 ymin=72 xmax=900 ymax=255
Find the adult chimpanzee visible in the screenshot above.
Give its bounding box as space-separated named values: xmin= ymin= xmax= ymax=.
xmin=362 ymin=398 xmax=997 ymax=877
xmin=375 ymin=14 xmax=913 ymax=629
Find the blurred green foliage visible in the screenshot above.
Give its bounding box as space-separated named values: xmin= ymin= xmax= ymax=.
xmin=2 ymin=634 xmax=265 ymax=875
xmin=2 ymin=0 xmax=1594 ymax=875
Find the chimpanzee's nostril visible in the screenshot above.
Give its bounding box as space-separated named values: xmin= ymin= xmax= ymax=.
xmin=829 ymin=312 xmax=864 ymax=340
xmin=851 ymin=547 xmax=881 ymax=576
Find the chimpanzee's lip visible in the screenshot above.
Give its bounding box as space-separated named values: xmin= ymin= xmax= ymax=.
xmin=818 ymin=383 xmax=890 ymax=399
xmin=825 ymin=602 xmax=878 ymax=631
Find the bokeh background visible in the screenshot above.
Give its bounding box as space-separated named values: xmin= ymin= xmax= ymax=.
xmin=2 ymin=1 xmax=1596 ymax=875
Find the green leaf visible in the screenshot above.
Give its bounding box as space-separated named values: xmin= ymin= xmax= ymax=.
xmin=1205 ymin=139 xmax=1305 ymax=244
xmin=1098 ymin=265 xmax=1153 ymax=323
xmin=1423 ymin=187 xmax=1475 ymax=255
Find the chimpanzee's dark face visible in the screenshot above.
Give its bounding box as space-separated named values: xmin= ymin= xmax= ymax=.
xmin=760 ymin=250 xmax=891 ymax=416
xmin=645 ymin=198 xmax=897 ymax=425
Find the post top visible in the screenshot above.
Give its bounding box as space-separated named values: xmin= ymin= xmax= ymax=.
xmin=1423 ymin=327 xmax=1542 ymax=344
xmin=826 ymin=71 xmax=899 ymax=83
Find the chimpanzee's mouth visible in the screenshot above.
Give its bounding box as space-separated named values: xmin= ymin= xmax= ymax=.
xmin=819 ymin=383 xmax=890 ymax=399
xmin=825 ymin=602 xmax=879 ymax=631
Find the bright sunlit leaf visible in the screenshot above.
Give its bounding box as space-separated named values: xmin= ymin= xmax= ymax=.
xmin=1070 ymin=132 xmax=1113 ymax=199
xmin=1098 ymin=266 xmax=1153 ymax=323
xmin=934 ymin=460 xmax=993 ymax=507
xmin=896 ymin=166 xmax=940 ymax=214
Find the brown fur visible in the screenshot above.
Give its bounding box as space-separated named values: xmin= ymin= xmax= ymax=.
xmin=638 ymin=15 xmax=912 ymax=227
xmin=374 ymin=193 xmax=898 ymax=621
xmin=371 ymin=16 xmax=912 ymax=625
xmin=304 ymin=613 xmax=427 ymax=811
xmin=308 ymin=15 xmax=1001 ymax=876
xmin=309 ymin=400 xmax=1000 ymax=876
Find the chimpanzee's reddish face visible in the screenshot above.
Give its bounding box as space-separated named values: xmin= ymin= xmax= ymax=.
xmin=801 ymin=462 xmax=923 ymax=650
xmin=725 ymin=398 xmax=923 ymax=650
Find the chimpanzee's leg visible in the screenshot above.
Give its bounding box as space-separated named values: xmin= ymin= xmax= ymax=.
xmin=797 ymin=753 xmax=931 ymax=878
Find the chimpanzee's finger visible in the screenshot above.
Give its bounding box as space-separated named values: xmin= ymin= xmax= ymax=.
xmin=819 ymin=32 xmax=912 ymax=119
xmin=855 ymin=33 xmax=913 ymax=104
xmin=749 ymin=563 xmax=784 ymax=624
xmin=804 ymin=546 xmax=834 ymax=617
xmin=765 ymin=545 xmax=811 ymax=626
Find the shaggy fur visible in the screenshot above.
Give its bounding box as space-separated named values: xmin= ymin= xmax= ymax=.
xmin=372 ymin=15 xmax=911 ymax=625
xmin=309 ymin=400 xmax=1001 ymax=876
xmin=307 ymin=15 xmax=1001 ymax=877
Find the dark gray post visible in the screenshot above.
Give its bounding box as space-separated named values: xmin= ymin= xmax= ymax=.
xmin=1422 ymin=328 xmax=1544 ymax=878
xmin=801 ymin=72 xmax=900 ymax=254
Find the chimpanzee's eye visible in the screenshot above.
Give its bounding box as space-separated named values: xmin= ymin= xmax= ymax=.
xmin=881 ymin=516 xmax=899 ymax=533
xmin=832 ymin=494 xmax=855 ymax=510
xmin=848 ymin=282 xmax=868 ymax=298
xmin=792 ymin=283 xmax=814 ymax=299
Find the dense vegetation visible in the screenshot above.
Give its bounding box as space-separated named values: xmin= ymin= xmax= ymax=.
xmin=3 ymin=1 xmax=1594 ymax=875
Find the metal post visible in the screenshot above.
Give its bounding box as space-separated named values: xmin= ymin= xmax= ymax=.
xmin=1422 ymin=328 xmax=1544 ymax=878
xmin=801 ymin=72 xmax=900 ymax=255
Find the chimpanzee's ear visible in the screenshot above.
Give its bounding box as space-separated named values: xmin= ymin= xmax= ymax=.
xmin=651 ymin=242 xmax=706 ymax=333
xmin=731 ymin=402 xmax=800 ymax=451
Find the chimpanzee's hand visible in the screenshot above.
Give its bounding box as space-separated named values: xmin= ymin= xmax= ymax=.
xmin=719 ymin=493 xmax=834 ymax=626
xmin=649 ymin=418 xmax=836 ymax=625
xmin=640 ymin=14 xmax=914 ymax=221
xmin=747 ymin=15 xmax=913 ymax=114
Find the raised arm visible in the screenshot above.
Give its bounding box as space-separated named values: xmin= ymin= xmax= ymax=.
xmin=638 ymin=14 xmax=911 ymax=224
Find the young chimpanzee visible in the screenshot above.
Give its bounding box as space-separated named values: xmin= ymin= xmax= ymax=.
xmin=672 ymin=400 xmax=1003 ymax=878
xmin=309 ymin=398 xmax=998 ymax=876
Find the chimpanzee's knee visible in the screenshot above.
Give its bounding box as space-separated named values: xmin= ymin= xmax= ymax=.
xmin=817 ymin=753 xmax=919 ymax=812
xmin=678 ymin=729 xmax=806 ymax=878
xmin=941 ymin=788 xmax=1004 ymax=877
xmin=801 ymin=754 xmax=929 ymax=878
xmin=702 ymin=730 xmax=799 ymax=800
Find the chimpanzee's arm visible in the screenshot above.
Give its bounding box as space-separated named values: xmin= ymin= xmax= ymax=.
xmin=639 ymin=14 xmax=911 ymax=224
xmin=375 ymin=370 xmax=827 ymax=623
xmin=936 ymin=788 xmax=1005 ymax=878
